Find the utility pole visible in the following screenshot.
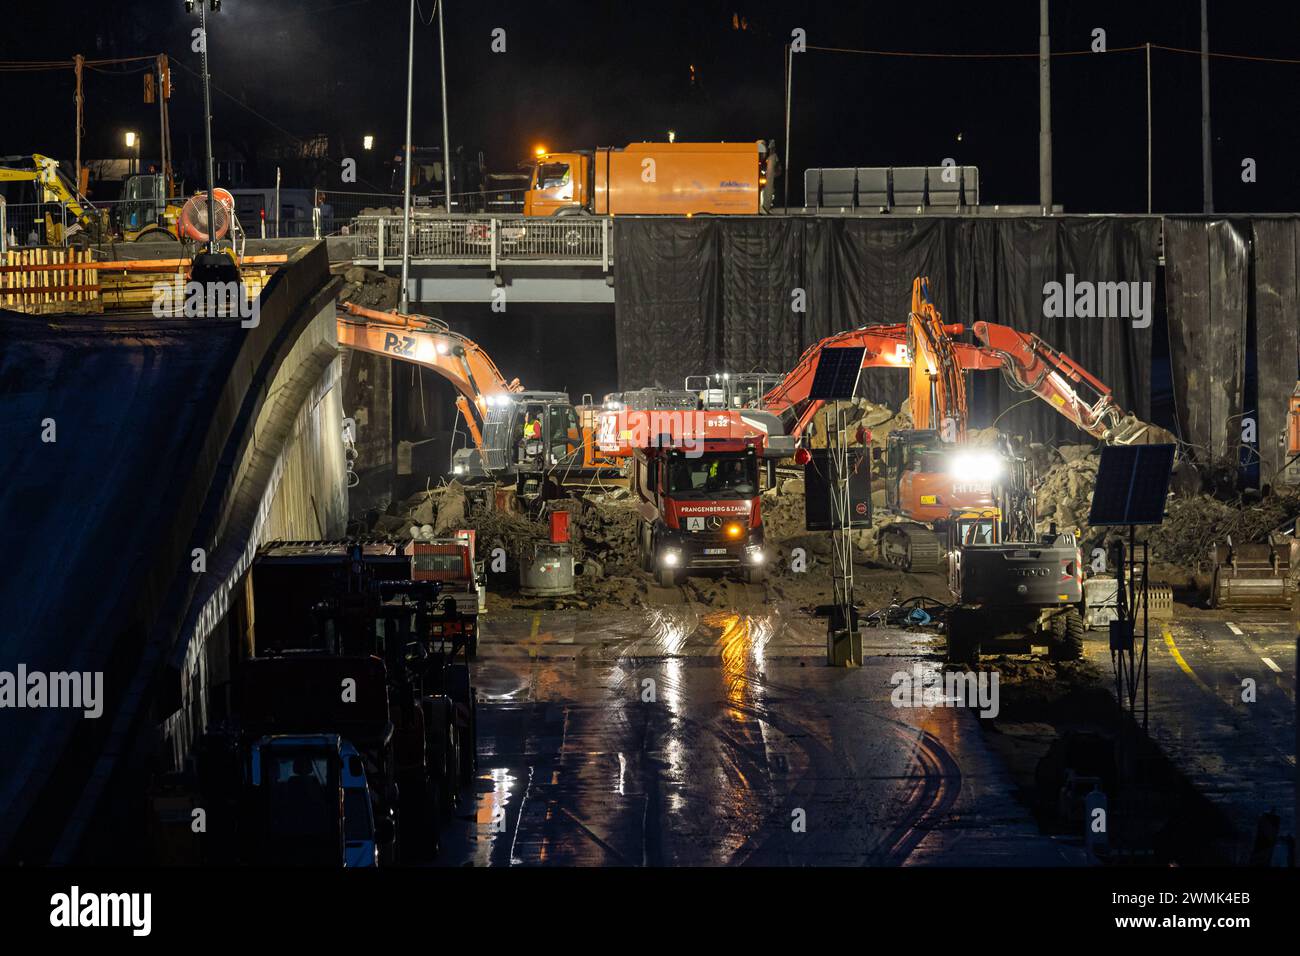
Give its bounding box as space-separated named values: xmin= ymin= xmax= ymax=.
xmin=1038 ymin=0 xmax=1052 ymax=212
xmin=199 ymin=1 xmax=217 ymax=253
xmin=438 ymin=0 xmax=452 ymax=217
xmin=399 ymin=0 xmax=416 ymax=312
xmin=1146 ymin=43 xmax=1153 ymax=214
xmin=1200 ymin=0 xmax=1214 ymax=213
xmin=783 ymin=43 xmax=792 ymax=211
xmin=74 ymin=55 xmax=84 ymax=194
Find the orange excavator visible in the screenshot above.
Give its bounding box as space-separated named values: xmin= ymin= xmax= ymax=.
xmin=339 ymin=302 xmax=614 ymax=486
xmin=757 ymin=277 xmax=1158 ymax=569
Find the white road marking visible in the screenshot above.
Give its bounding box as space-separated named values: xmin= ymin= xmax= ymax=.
xmin=1226 ymin=622 xmax=1244 ymax=636
xmin=1261 ymin=657 xmax=1283 ymax=674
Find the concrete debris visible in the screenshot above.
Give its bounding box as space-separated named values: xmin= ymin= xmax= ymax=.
xmin=333 ymin=263 xmax=400 ymax=311
xmin=1148 ymin=493 xmax=1300 ymax=571
xmin=1034 ymin=451 xmax=1102 ymax=544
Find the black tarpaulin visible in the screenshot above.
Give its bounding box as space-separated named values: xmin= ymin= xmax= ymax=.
xmin=613 ymin=216 xmax=1158 ymax=445
xmin=612 ymin=218 xmax=717 ymax=389
xmin=971 ymin=217 xmax=1158 ymax=444
xmin=1164 ymin=219 xmax=1250 ymax=463
xmin=805 ymin=218 xmax=975 ymax=409
xmin=718 ymin=218 xmax=804 ymax=376
xmin=1250 ymin=219 xmax=1300 ymax=485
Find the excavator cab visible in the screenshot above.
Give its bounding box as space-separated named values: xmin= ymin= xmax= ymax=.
xmin=118 ymin=173 xmax=180 ymax=241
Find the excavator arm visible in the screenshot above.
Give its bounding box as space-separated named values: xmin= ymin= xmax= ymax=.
xmin=0 ymin=154 xmax=100 ymax=230
xmin=971 ymin=320 xmax=1151 ymax=444
xmin=338 ymin=302 xmax=522 ymax=452
xmin=760 ymin=278 xmax=999 ymax=443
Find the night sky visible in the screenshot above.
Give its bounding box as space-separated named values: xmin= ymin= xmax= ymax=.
xmin=3 ymin=0 xmax=1299 ymax=213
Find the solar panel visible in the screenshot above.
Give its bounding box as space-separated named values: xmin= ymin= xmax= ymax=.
xmin=1087 ymin=444 xmax=1176 ymax=526
xmin=807 ymin=347 xmax=866 ymax=401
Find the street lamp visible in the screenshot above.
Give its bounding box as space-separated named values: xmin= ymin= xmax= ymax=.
xmin=124 ymin=131 xmax=139 ymax=175
xmin=185 ymin=0 xmax=233 ymax=283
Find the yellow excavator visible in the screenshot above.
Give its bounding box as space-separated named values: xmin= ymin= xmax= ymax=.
xmin=0 ymin=153 xmax=181 ymax=243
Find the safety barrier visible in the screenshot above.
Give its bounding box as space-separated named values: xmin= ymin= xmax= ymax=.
xmin=350 ymin=214 xmax=612 ymax=268
xmin=0 ymin=247 xmax=100 ymax=313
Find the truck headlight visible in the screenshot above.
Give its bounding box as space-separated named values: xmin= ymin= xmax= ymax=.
xmin=746 ymin=548 xmax=765 ymax=565
xmin=662 ymin=550 xmax=681 ymax=567
xmin=948 ymin=450 xmax=1002 ymax=482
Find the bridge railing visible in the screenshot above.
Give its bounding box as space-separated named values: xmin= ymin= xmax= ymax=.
xmin=350 ymin=214 xmax=612 ymax=268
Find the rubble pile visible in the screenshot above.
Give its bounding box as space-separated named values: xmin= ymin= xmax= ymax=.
xmin=1033 ymin=445 xmax=1101 ymax=544
xmin=334 ymin=264 xmax=400 ymax=311
xmin=1149 ymin=492 xmax=1300 ymax=570
xmin=804 ymin=398 xmax=909 ymax=450
xmin=571 ymin=493 xmax=640 ymax=575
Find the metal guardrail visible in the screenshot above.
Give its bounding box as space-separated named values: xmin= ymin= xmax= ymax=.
xmin=350 ymin=214 xmax=612 ymax=269
xmin=0 ymin=197 xmax=194 ymax=252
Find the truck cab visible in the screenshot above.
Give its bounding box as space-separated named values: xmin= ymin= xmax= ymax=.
xmin=241 ymin=733 xmax=375 ymax=867
xmin=524 ymin=152 xmax=588 ymax=216
xmin=634 ymin=443 xmax=767 ymax=586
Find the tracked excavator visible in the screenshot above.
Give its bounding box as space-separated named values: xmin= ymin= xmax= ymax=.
xmin=338 ymin=302 xmax=617 ymax=490
xmin=757 ymin=277 xmax=1163 ymax=571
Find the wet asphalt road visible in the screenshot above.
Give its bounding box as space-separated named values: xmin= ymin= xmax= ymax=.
xmin=439 ymin=590 xmax=1081 ymax=867
xmin=1084 ymin=611 xmax=1297 ymax=857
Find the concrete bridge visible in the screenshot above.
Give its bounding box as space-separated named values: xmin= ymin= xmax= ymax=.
xmin=0 ymin=241 xmax=348 ymax=863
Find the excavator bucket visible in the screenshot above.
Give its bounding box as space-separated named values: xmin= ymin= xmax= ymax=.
xmin=1082 ymin=575 xmax=1173 ymax=629
xmin=1210 ymin=542 xmax=1294 ymax=609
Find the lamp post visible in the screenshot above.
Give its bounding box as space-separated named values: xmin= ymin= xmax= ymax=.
xmin=124 ymin=131 xmax=139 ymax=176
xmin=186 ymin=0 xmax=221 ymax=254
xmin=399 ymin=0 xmax=415 ymax=312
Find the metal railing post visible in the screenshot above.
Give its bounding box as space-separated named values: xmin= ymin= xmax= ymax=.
xmin=313 ymin=206 xmax=321 ymax=240
xmin=490 ymin=217 xmax=497 ymax=271
xmin=602 ymin=217 xmax=610 ymax=271
xmin=0 ymin=198 xmax=7 ymax=254
xmin=377 ymin=216 xmax=385 ymax=269
xmin=60 ymin=202 xmax=68 ymax=247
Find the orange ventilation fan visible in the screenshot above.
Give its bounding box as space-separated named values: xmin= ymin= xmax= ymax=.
xmin=179 ymin=188 xmax=236 ymax=242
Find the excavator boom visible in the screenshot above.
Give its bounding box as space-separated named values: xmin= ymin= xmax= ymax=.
xmin=971 ymin=320 xmax=1151 ymax=444
xmin=759 ymin=278 xmax=1000 ymax=442
xmin=338 ymin=301 xmax=521 ymax=432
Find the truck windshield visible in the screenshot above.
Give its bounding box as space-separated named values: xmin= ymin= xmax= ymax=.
xmin=668 ymin=455 xmax=756 ymax=497
xmin=535 ymin=163 xmax=570 ymax=191
xmin=267 ymin=752 xmax=337 ymax=839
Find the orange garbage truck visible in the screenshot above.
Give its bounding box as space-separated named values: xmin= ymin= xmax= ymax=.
xmin=523 ymin=141 xmax=774 ymax=216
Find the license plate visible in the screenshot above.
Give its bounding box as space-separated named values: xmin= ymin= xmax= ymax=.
xmin=704 ymin=548 xmax=727 ymax=555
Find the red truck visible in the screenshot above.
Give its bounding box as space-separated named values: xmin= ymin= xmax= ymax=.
xmin=597 ymin=392 xmax=789 ymax=586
